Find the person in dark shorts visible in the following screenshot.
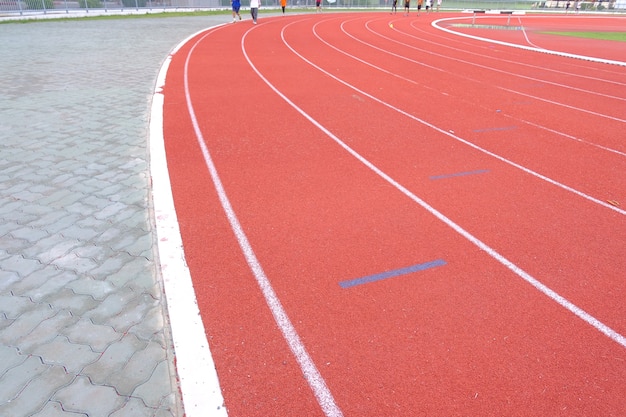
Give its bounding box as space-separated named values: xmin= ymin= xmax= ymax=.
xmin=391 ymin=0 xmax=397 ymax=13
xmin=231 ymin=0 xmax=242 ymax=22
xmin=404 ymin=0 xmax=410 ymax=15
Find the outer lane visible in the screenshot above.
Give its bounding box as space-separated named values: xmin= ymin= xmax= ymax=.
xmin=163 ymin=13 xmax=626 ymax=417
xmin=269 ymin=15 xmax=626 ymax=329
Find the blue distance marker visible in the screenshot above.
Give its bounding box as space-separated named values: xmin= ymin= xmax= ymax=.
xmin=429 ymin=169 xmax=489 ymax=181
xmin=339 ymin=259 xmax=446 ymax=289
xmin=472 ymin=126 xmax=517 ymax=133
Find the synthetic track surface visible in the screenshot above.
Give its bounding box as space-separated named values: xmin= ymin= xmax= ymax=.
xmin=159 ymin=12 xmax=625 ymax=417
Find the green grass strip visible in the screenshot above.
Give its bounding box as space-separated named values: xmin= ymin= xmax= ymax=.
xmin=540 ymin=31 xmax=626 ymax=42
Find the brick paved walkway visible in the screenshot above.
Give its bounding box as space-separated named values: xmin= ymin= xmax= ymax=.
xmin=0 ymin=15 xmax=226 ymax=417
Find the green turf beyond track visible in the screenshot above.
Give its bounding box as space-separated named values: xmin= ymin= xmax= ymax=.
xmin=540 ymin=31 xmax=626 ymax=42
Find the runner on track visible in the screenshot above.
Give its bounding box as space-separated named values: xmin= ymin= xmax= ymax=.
xmin=231 ymin=0 xmax=242 ymax=22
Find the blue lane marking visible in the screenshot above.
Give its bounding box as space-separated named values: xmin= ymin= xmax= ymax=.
xmin=429 ymin=169 xmax=489 ymax=181
xmin=339 ymin=259 xmax=446 ymax=289
xmin=473 ymin=126 xmax=517 ymax=133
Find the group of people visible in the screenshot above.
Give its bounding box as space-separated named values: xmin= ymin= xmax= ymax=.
xmin=231 ymin=0 xmax=289 ymax=24
xmin=391 ymin=0 xmax=441 ymax=14
xmin=232 ymin=0 xmax=441 ymax=24
xmin=564 ymin=1 xmax=582 ymax=12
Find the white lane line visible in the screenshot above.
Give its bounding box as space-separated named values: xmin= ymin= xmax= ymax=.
xmin=310 ymin=20 xmax=625 ymax=216
xmin=407 ymin=19 xmax=626 ymax=87
xmin=360 ymin=19 xmax=626 ymax=118
xmin=365 ymin=17 xmax=626 ymax=158
xmin=431 ymin=15 xmax=626 ymax=68
xmin=246 ymin=19 xmax=626 ymax=349
xmin=183 ymin=25 xmax=344 ymax=417
xmin=150 ymin=26 xmax=229 ymax=417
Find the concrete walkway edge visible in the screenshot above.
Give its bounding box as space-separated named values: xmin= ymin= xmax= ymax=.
xmin=149 ymin=28 xmax=229 ymax=417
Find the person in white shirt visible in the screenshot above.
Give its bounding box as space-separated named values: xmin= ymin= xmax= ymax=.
xmin=250 ymin=0 xmax=260 ymax=24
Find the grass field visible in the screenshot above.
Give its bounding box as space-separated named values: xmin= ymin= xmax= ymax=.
xmin=541 ymin=31 xmax=626 ymax=41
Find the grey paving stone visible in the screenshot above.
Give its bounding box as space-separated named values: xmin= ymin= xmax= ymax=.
xmin=0 ymin=293 xmax=34 ymax=319
xmin=84 ymin=287 xmax=138 ymax=323
xmin=16 ymin=310 xmax=78 ymax=353
xmin=0 ymin=355 xmax=50 ymax=403
xmin=133 ymin=359 xmax=174 ymax=408
xmin=1 ymin=254 xmax=42 ymax=276
xmin=38 ymin=190 xmax=85 ymax=210
xmin=53 ymin=376 xmax=125 ymax=417
xmin=110 ymin=232 xmax=154 ymax=258
xmin=67 ymin=278 xmax=116 ymax=301
xmin=43 ymin=288 xmax=100 ymax=317
xmin=0 ymin=315 xmax=15 ymax=332
xmin=51 ymin=252 xmax=99 ymax=274
xmin=0 ymin=13 xmax=229 ymax=417
xmin=108 ymin=293 xmax=159 ymax=333
xmin=9 ymin=271 xmax=53 ymax=298
xmin=70 ymin=244 xmax=113 ymax=263
xmin=107 ymin=257 xmax=154 ymax=289
xmin=31 ymin=336 xmax=100 ymax=374
xmin=88 ymin=253 xmax=133 ymax=279
xmin=0 ymin=365 xmax=74 ymax=417
xmin=31 ymin=401 xmax=83 ymax=417
xmin=0 ymin=269 xmax=21 ymax=292
xmin=58 ymin=224 xmax=101 ymax=243
xmin=21 ymin=269 xmax=78 ymax=303
xmin=11 ymin=226 xmax=50 ymax=243
xmin=0 ymin=305 xmax=57 ymax=345
xmin=63 ymin=319 xmax=121 ymax=353
xmin=0 ymin=201 xmax=22 ymax=216
xmin=128 ymin=304 xmax=167 ymax=341
xmin=109 ymin=397 xmax=160 ymax=417
xmin=108 ymin=340 xmax=166 ymax=396
xmin=21 ymin=235 xmax=83 ymax=265
xmin=26 ymin=210 xmax=69 ymax=229
xmin=0 ymin=220 xmax=21 ymax=237
xmin=16 ymin=203 xmax=54 ymax=217
xmin=0 ymin=345 xmax=27 ymax=377
xmin=82 ymin=333 xmax=147 ymax=384
xmin=2 ymin=254 xmax=43 ymax=277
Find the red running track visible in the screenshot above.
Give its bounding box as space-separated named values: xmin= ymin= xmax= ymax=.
xmin=161 ymin=12 xmax=625 ymax=417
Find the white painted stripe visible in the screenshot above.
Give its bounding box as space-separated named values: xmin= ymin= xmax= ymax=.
xmin=362 ymin=19 xmax=626 ymax=119
xmin=183 ymin=27 xmax=344 ymax=417
xmin=312 ymin=20 xmax=625 ymax=217
xmin=253 ymin=21 xmax=626 ymax=349
xmin=432 ymin=16 xmax=626 ymax=68
xmin=344 ymin=17 xmax=626 ymax=158
xmin=149 ymin=27 xmax=229 ymax=417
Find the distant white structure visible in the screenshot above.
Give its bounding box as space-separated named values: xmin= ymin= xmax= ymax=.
xmin=170 ymin=0 xmax=221 ymax=6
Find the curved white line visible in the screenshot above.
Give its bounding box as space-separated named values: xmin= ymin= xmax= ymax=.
xmin=406 ymin=18 xmax=626 ymax=87
xmin=261 ymin=19 xmax=626 ymax=349
xmin=361 ymin=19 xmax=626 ymax=117
xmin=358 ymin=18 xmax=626 ymax=158
xmin=150 ymin=25 xmax=229 ymax=417
xmin=184 ymin=24 xmax=344 ymax=417
xmin=310 ymin=19 xmax=625 ymax=216
xmin=431 ymin=15 xmax=626 ymax=68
